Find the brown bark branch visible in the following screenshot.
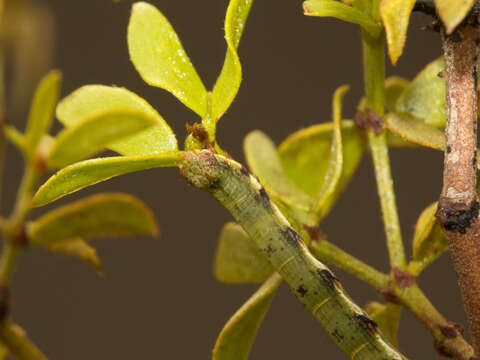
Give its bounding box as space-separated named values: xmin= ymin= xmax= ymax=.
xmin=437 ymin=17 xmax=480 ymax=356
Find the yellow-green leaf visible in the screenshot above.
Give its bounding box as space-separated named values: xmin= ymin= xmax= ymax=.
xmin=48 ymin=109 xmax=158 ymax=168
xmin=313 ymin=85 xmax=348 ymax=217
xmin=244 ymin=130 xmax=315 ymax=224
xmin=127 ymin=2 xmax=207 ymax=117
xmin=385 ymin=76 xmax=409 ymax=112
xmin=384 ymin=112 xmax=445 ymax=151
xmin=56 ymin=85 xmax=178 ymax=156
xmin=34 ymin=153 xmax=181 ymax=207
xmin=303 ymin=0 xmax=382 ymax=38
xmin=396 ymin=57 xmax=446 ymax=127
xmin=211 ymin=0 xmax=253 ymax=121
xmin=435 ymin=0 xmax=476 ymax=34
xmin=213 ymin=273 xmax=282 ymax=360
xmin=365 ymin=302 xmax=401 ymax=348
xmin=24 ymin=70 xmax=62 ymax=156
xmin=278 ymin=120 xmax=364 ymax=219
xmin=215 ymin=222 xmax=273 ymax=284
xmin=47 ymin=238 xmax=103 ymax=275
xmin=409 ymin=202 xmax=448 ymax=275
xmin=380 ymin=0 xmax=415 ymax=64
xmin=28 ymin=193 xmax=158 ymax=245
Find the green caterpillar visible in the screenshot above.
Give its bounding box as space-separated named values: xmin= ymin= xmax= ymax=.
xmin=180 ymin=150 xmax=404 ymax=360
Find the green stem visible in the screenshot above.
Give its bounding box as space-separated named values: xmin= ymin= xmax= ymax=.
xmin=0 ymin=244 xmax=20 ymax=286
xmin=0 ymin=320 xmax=47 ymax=360
xmin=181 ymin=151 xmax=405 ymax=360
xmin=362 ymin=30 xmax=406 ymax=269
xmin=310 ymin=240 xmax=390 ymax=290
xmin=396 ymin=285 xmax=474 ymax=360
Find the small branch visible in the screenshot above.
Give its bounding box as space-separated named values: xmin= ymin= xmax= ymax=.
xmin=436 ymin=16 xmax=480 ymax=354
xmin=362 ymin=31 xmax=407 ymax=270
xmin=397 ymin=285 xmax=474 ymax=360
xmin=0 ymin=320 xmax=47 ymax=360
xmin=310 ymin=239 xmax=390 ymax=290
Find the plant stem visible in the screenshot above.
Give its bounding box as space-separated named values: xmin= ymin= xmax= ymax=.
xmin=436 ymin=17 xmax=480 ymax=355
xmin=181 ymin=151 xmax=406 ymax=360
xmin=0 ymin=320 xmax=47 ymax=360
xmin=396 ymin=285 xmax=474 ymax=360
xmin=362 ymin=30 xmax=407 ymax=270
xmin=0 ymin=244 xmax=20 ymax=286
xmin=310 ymin=240 xmax=390 ymax=290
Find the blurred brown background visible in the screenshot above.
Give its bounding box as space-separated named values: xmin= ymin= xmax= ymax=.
xmin=1 ymin=0 xmax=464 ymax=359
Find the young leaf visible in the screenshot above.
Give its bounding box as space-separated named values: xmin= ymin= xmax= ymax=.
xmin=409 ymin=202 xmax=448 ymax=275
xmin=28 ymin=193 xmax=158 ymax=245
xmin=46 ymin=238 xmax=103 ymax=275
xmin=215 ymin=222 xmax=273 ymax=284
xmin=56 ymin=85 xmax=178 ymax=156
xmin=303 ymin=0 xmax=382 ymax=38
xmin=365 ymin=302 xmax=401 ymax=348
xmin=34 ymin=153 xmax=181 ymax=207
xmin=127 ymin=2 xmax=207 ymax=117
xmin=24 ymin=70 xmax=62 ymax=156
xmin=385 ymin=76 xmax=409 ymax=112
xmin=278 ymin=120 xmax=363 ymax=219
xmin=384 ymin=113 xmax=445 ymax=151
xmin=211 ymin=0 xmax=254 ymax=121
xmin=435 ymin=0 xmax=476 ymax=34
xmin=313 ymin=85 xmax=348 ymax=217
xmin=380 ymin=0 xmax=416 ymax=64
xmin=213 ymin=273 xmax=282 ymax=360
xmin=396 ymin=57 xmax=446 ymax=127
xmin=244 ymin=131 xmax=315 ymax=224
xmin=48 ymin=109 xmax=158 ymax=168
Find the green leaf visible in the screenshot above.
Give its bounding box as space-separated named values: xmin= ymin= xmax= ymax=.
xmin=435 ymin=0 xmax=476 ymax=34
xmin=46 ymin=238 xmax=103 ymax=275
xmin=48 ymin=109 xmax=158 ymax=168
xmin=380 ymin=0 xmax=415 ymax=65
xmin=313 ymin=85 xmax=348 ymax=217
xmin=278 ymin=120 xmax=364 ymax=219
xmin=385 ymin=76 xmax=409 ymax=112
xmin=215 ymin=222 xmax=273 ymax=284
xmin=56 ymin=85 xmax=178 ymax=156
xmin=409 ymin=202 xmax=448 ymax=275
xmin=127 ymin=2 xmax=207 ymax=117
xmin=303 ymin=0 xmax=382 ymax=38
xmin=211 ymin=0 xmax=254 ymax=121
xmin=34 ymin=153 xmax=181 ymax=207
xmin=365 ymin=302 xmax=401 ymax=348
xmin=244 ymin=131 xmax=315 ymax=224
xmin=24 ymin=70 xmax=62 ymax=156
xmin=384 ymin=112 xmax=445 ymax=151
xmin=28 ymin=193 xmax=159 ymax=245
xmin=213 ymin=273 xmax=282 ymax=360
xmin=396 ymin=57 xmax=446 ymax=127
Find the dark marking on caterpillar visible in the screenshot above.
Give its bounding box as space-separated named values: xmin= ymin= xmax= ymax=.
xmin=317 ymin=269 xmax=341 ymax=289
xmin=331 ymin=329 xmax=344 ymax=342
xmin=354 ymin=313 xmax=379 ymax=333
xmin=239 ymin=165 xmax=250 ymax=177
xmin=281 ymin=227 xmax=304 ymax=247
xmin=257 ymin=187 xmax=271 ymax=207
xmin=296 ymin=285 xmax=308 ymax=297
xmin=446 ymin=146 xmax=452 ymax=153
xmin=265 ymin=244 xmax=275 ymax=256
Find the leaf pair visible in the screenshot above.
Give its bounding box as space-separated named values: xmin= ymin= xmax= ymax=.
xmin=380 ymin=0 xmax=475 ymax=64
xmin=128 ymin=0 xmax=253 ymax=141
xmin=246 ymin=86 xmax=363 ymax=226
xmin=29 ymin=193 xmax=159 ymax=274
